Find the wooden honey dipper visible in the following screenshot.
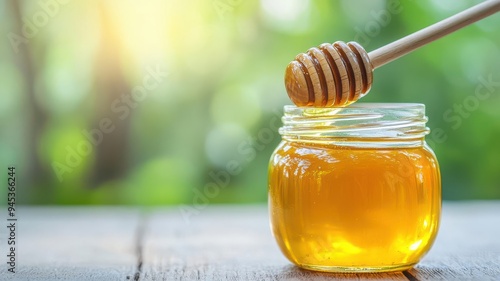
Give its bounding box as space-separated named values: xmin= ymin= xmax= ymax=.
xmin=285 ymin=0 xmax=500 ymax=107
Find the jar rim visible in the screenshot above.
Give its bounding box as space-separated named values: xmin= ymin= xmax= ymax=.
xmin=280 ymin=103 xmax=430 ymax=147
xmin=284 ymin=103 xmax=425 ymax=114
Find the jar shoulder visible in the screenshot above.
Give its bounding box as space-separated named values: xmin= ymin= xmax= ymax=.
xmin=270 ymin=141 xmax=439 ymax=169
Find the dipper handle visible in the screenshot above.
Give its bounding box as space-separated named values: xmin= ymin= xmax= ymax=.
xmin=369 ymin=0 xmax=500 ymax=69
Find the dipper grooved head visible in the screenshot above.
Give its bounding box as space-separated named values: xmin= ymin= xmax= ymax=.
xmin=284 ymin=41 xmax=373 ymax=107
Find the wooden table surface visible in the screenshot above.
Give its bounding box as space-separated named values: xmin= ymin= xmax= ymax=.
xmin=1 ymin=202 xmax=499 ymax=281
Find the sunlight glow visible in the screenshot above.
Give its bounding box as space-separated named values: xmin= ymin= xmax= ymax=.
xmin=260 ymin=0 xmax=311 ymax=32
xmin=104 ymin=0 xmax=169 ymax=64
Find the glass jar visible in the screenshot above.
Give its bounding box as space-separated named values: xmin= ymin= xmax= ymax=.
xmin=268 ymin=103 xmax=441 ymax=273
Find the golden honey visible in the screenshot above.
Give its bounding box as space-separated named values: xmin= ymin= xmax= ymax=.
xmin=268 ymin=104 xmax=441 ymax=272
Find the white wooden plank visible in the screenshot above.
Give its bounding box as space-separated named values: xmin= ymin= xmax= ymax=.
xmin=1 ymin=202 xmax=499 ymax=280
xmin=0 ymin=207 xmax=141 ymax=281
xmin=141 ymin=206 xmax=407 ymax=280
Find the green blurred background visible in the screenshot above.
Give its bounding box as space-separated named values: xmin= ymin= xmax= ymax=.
xmin=1 ymin=0 xmax=499 ymax=205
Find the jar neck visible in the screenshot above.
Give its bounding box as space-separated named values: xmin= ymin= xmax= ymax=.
xmin=279 ymin=103 xmax=430 ymax=148
xmin=282 ymin=136 xmax=427 ymax=148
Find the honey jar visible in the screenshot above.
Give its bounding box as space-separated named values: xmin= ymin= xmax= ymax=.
xmin=268 ymin=103 xmax=441 ymax=272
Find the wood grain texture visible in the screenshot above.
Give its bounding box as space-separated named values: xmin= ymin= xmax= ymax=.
xmin=0 ymin=207 xmax=141 ymax=281
xmin=1 ymin=203 xmax=499 ymax=281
